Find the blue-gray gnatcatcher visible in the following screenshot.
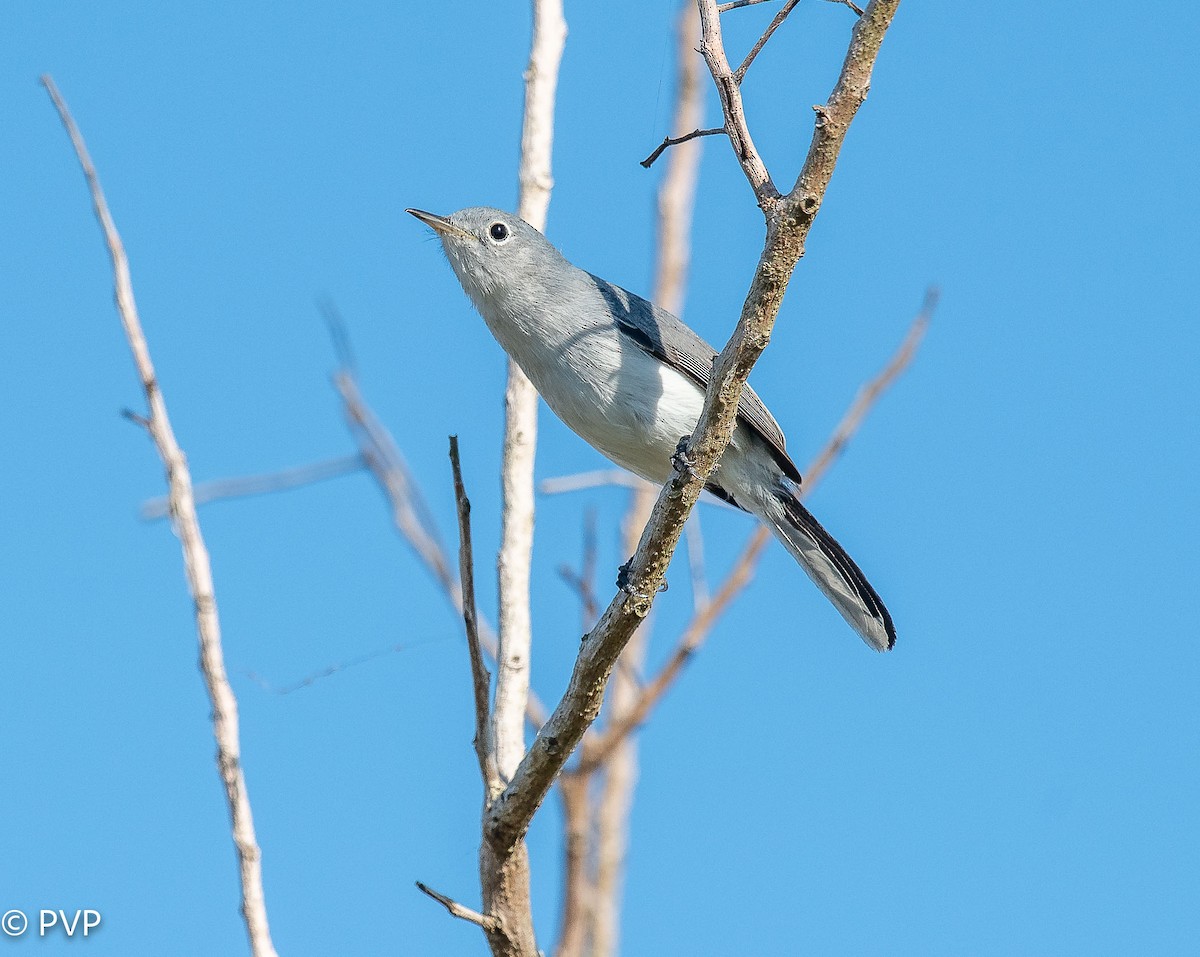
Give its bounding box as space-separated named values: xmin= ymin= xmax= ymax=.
xmin=408 ymin=206 xmax=895 ymax=651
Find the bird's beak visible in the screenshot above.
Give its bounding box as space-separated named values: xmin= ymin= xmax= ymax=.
xmin=406 ymin=208 xmax=473 ymax=241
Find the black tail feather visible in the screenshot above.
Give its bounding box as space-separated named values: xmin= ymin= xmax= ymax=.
xmin=779 ymin=492 xmax=896 ymax=650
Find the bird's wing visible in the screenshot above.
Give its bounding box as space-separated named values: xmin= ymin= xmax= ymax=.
xmin=588 ymin=274 xmax=802 ymax=483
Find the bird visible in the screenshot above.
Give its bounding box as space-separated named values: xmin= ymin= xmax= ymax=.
xmin=407 ymin=206 xmax=895 ymax=651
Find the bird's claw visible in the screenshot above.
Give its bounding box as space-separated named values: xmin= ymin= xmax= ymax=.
xmin=616 ymin=558 xmax=667 ymax=600
xmin=672 ymin=437 xmax=702 ymax=482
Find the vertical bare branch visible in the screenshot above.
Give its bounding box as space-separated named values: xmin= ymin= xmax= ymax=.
xmin=553 ymin=770 xmax=593 ymax=957
xmin=495 ymin=0 xmax=568 ymax=788
xmin=469 ymin=5 xmax=569 ymax=955
xmin=587 ymin=488 xmax=654 ymax=957
xmin=450 ymin=437 xmax=502 ymax=798
xmin=42 ymin=76 xmax=277 ymax=957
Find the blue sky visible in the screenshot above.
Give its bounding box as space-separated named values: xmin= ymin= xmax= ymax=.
xmin=3 ymin=1 xmax=1198 ymax=954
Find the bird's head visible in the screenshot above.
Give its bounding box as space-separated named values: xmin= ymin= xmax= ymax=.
xmin=406 ymin=206 xmax=561 ymax=311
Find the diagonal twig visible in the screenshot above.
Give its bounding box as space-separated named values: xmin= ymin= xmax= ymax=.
xmin=717 ymin=0 xmax=775 ymax=11
xmin=734 ymin=0 xmax=802 ymax=83
xmin=827 ymin=0 xmax=866 ymax=16
xmin=450 ymin=437 xmax=502 ymax=798
xmin=805 ymin=286 xmax=938 ymax=482
xmin=334 ymin=364 xmax=550 ymax=731
xmin=141 ymin=454 xmax=365 ymax=519
xmin=415 ymin=881 xmax=498 ymax=932
xmin=43 ymin=75 xmax=278 ymax=957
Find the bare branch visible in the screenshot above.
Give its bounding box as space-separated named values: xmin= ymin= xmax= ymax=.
xmin=416 ymin=881 xmax=498 ymax=932
xmin=552 ymin=770 xmax=593 ymax=957
xmin=539 ymin=470 xmax=643 ymax=495
xmin=827 ymin=0 xmax=866 ymax=16
xmin=141 ymin=455 xmax=364 ymax=520
xmin=805 ymin=286 xmax=937 ymax=486
xmin=450 ymin=437 xmax=502 ymax=798
xmin=43 ymin=75 xmax=278 ymax=957
xmin=695 ymin=0 xmax=780 ymax=204
xmin=493 ymin=0 xmax=568 ymax=796
xmin=716 ymin=0 xmax=774 ymax=11
xmin=640 ymin=127 xmax=725 ymax=169
xmin=470 ymin=5 xmax=570 ymax=956
xmin=557 ymin=509 xmax=600 ymax=630
xmin=734 ymin=0 xmax=801 ymax=84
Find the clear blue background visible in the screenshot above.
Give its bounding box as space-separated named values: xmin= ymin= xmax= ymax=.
xmin=3 ymin=2 xmax=1197 ymax=954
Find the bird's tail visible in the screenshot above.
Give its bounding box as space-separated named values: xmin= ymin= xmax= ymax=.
xmin=755 ymin=487 xmax=895 ymax=652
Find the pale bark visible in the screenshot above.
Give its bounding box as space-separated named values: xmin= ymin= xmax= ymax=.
xmin=480 ymin=2 xmax=568 ymax=955
xmin=43 ymin=76 xmax=277 ymax=957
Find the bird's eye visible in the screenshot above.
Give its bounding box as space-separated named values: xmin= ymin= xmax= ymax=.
xmin=489 ymin=222 xmax=510 ymax=242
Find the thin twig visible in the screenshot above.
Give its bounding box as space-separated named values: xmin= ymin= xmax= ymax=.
xmin=557 ymin=510 xmax=600 ymax=630
xmin=734 ymin=0 xmax=801 ymax=83
xmin=640 ymin=127 xmax=725 ymax=169
xmin=450 ymin=436 xmax=501 ymax=798
xmin=42 ymin=75 xmax=278 ymax=957
xmin=805 ymin=287 xmax=938 ymax=485
xmin=717 ymin=0 xmax=774 ymax=11
xmin=244 ymin=640 xmax=429 ymax=695
xmin=540 ymin=470 xmax=643 ymax=495
xmin=552 ymin=770 xmax=593 ymax=957
xmin=827 ymin=0 xmax=866 ymax=16
xmin=141 ymin=454 xmax=364 ymax=520
xmin=415 ymin=881 xmax=498 ymax=932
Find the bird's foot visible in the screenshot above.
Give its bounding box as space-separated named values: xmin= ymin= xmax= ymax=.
xmin=617 ymin=558 xmax=668 ymax=600
xmin=672 ymin=437 xmax=702 ymax=482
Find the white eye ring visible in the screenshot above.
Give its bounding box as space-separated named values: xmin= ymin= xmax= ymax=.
xmin=488 ymin=222 xmax=510 ymax=242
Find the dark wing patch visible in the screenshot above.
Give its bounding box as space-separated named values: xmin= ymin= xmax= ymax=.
xmin=589 ymin=274 xmax=802 ymax=483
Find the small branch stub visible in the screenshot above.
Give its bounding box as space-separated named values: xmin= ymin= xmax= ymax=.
xmin=416 ymin=881 xmax=498 ymax=932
